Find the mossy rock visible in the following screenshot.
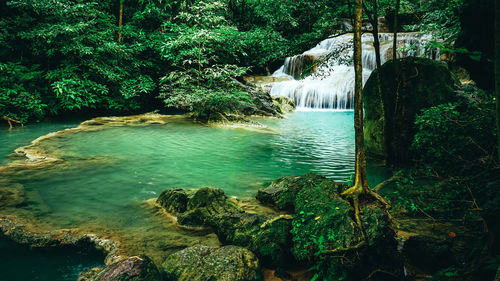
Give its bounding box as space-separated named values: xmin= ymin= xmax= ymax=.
xmin=89 ymin=255 xmax=161 ymax=281
xmin=156 ymin=187 xmax=241 ymax=226
xmin=259 ymin=173 xmax=403 ymax=280
xmin=272 ymin=96 xmax=296 ymax=115
xmin=363 ymin=57 xmax=459 ymax=164
xmin=256 ymin=173 xmax=346 ymax=212
xmin=162 ymin=245 xmax=262 ymax=281
xmin=209 ymin=212 xmax=294 ymax=268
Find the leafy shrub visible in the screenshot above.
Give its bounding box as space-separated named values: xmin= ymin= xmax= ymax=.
xmin=0 ymin=62 xmax=46 ymax=123
xmin=413 ymin=84 xmax=497 ymax=176
xmin=160 ymin=65 xmax=250 ymax=118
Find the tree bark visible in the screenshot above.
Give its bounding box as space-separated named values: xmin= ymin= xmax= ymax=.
xmin=364 ymin=0 xmax=389 ymax=163
xmin=118 ymin=0 xmax=124 ymax=43
xmin=496 ymin=0 xmax=500 ymax=163
xmin=353 ymin=0 xmax=369 ymax=190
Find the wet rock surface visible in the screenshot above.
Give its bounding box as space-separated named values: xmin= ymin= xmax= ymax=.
xmin=162 ymin=245 xmax=261 ymax=281
xmin=157 ymin=187 xmax=292 ymax=268
xmin=81 ymin=255 xmax=161 ymax=281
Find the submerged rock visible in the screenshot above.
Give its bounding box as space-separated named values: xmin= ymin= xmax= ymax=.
xmin=156 ymin=187 xmax=241 ymax=226
xmin=81 ymin=255 xmax=161 ymax=281
xmin=363 ymin=57 xmax=459 ymax=165
xmin=0 ymin=184 xmax=25 ymax=208
xmin=162 ymin=245 xmax=261 ymax=281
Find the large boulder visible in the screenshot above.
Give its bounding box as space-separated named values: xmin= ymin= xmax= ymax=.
xmin=156 ymin=187 xmax=241 ymax=226
xmin=257 ymin=174 xmax=403 ymax=280
xmin=363 ymin=57 xmax=459 ymax=165
xmin=162 ymin=245 xmax=261 ymax=281
xmin=80 ymin=255 xmax=161 ymax=281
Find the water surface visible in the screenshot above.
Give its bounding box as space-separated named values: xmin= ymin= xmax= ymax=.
xmin=0 ymin=111 xmax=390 ymax=274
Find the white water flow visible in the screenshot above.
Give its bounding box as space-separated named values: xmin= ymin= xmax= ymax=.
xmin=271 ymin=33 xmax=439 ymax=110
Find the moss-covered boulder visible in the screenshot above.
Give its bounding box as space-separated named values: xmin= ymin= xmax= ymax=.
xmin=84 ymin=255 xmax=161 ymax=281
xmin=209 ymin=212 xmax=293 ymax=268
xmin=162 ymin=245 xmax=261 ymax=281
xmin=363 ymin=57 xmax=459 ymax=165
xmin=256 ymin=173 xmax=346 ymax=212
xmin=157 ymin=187 xmax=293 ymax=268
xmin=156 ymin=187 xmax=241 ymax=226
xmin=257 ymin=174 xmax=403 ymax=280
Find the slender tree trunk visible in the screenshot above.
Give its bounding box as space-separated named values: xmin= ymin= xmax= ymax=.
xmin=118 ymin=0 xmax=124 ymax=43
xmin=392 ymin=0 xmax=400 ymax=61
xmin=353 ymin=0 xmax=369 ymax=190
xmin=370 ymin=0 xmax=390 ymax=164
xmin=496 ymin=0 xmax=500 ymax=163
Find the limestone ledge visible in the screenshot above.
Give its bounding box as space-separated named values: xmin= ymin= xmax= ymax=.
xmin=0 ymin=216 xmax=121 ymax=265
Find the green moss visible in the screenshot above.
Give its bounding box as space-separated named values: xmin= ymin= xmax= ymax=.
xmin=209 ymin=212 xmax=293 ymax=268
xmin=156 ymin=187 xmax=241 ymax=226
xmin=162 ymin=245 xmax=262 ymax=281
xmin=258 ymin=174 xmax=403 ymax=280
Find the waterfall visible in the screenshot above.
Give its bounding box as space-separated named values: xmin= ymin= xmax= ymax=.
xmin=270 ymin=33 xmax=438 ymax=110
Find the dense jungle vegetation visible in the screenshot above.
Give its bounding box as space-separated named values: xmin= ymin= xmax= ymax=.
xmin=0 ymin=0 xmax=484 ymax=122
xmin=1 ymin=0 xmax=500 ymax=280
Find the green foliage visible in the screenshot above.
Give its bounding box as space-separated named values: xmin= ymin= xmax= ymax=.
xmin=413 ymin=84 xmax=497 ymax=176
xmin=404 ymin=0 xmax=465 ymax=56
xmin=160 ymin=66 xmax=250 ymax=118
xmin=0 ymin=62 xmax=46 ymax=123
xmin=0 ymin=0 xmax=166 ymax=122
xmin=290 ymin=185 xmax=353 ymax=280
xmin=388 ymin=169 xmax=471 ymax=217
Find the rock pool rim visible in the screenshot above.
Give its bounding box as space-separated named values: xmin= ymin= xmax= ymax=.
xmin=0 ymin=113 xmax=289 ymax=279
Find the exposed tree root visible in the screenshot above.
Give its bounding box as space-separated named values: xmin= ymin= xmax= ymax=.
xmin=373 ymin=174 xmax=402 ymax=192
xmin=342 ymin=183 xmax=392 ymax=236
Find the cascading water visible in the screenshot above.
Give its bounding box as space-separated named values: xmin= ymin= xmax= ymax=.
xmin=270 ymin=33 xmax=439 ymax=110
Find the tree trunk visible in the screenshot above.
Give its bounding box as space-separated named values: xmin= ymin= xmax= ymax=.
xmin=353 ymin=0 xmax=369 ymax=190
xmin=392 ymin=0 xmax=400 ymax=61
xmin=369 ymin=0 xmax=389 ymax=163
xmin=496 ymin=0 xmax=500 ymax=163
xmin=118 ymin=0 xmax=124 ymax=43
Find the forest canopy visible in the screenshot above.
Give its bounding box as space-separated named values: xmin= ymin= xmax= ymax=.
xmin=0 ymin=0 xmax=475 ymax=123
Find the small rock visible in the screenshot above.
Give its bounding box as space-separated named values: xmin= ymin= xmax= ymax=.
xmin=91 ymin=255 xmax=161 ymax=281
